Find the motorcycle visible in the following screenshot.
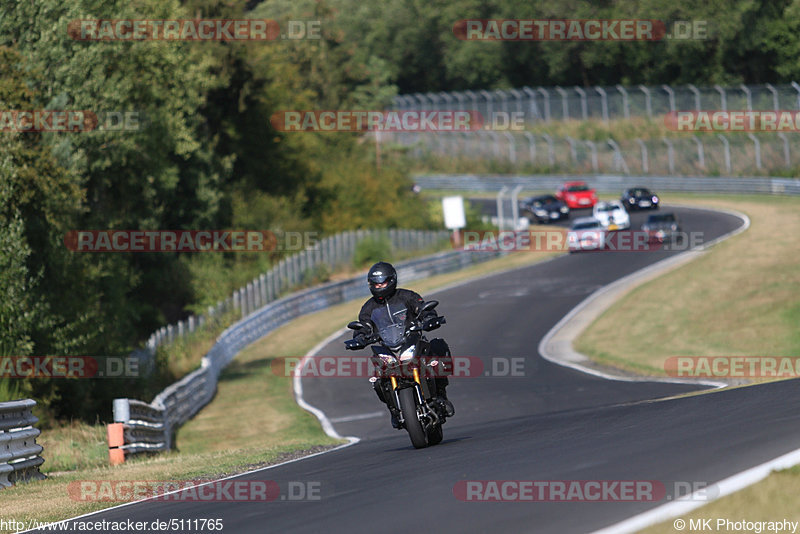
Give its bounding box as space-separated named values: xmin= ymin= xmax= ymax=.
xmin=344 ymin=300 xmax=450 ymax=449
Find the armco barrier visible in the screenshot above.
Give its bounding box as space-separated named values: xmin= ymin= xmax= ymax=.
xmin=413 ymin=173 xmax=800 ymax=195
xmin=0 ymin=399 xmax=46 ymax=488
xmin=109 ymin=249 xmax=500 ymax=464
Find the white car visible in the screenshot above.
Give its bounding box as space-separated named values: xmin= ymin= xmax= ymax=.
xmin=567 ymin=217 xmax=607 ymax=253
xmin=592 ymin=201 xmax=630 ymax=230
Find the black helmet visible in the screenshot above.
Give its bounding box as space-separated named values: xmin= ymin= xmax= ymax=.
xmin=367 ymin=261 xmax=397 ymax=300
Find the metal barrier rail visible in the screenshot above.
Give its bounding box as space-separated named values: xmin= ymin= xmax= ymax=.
xmin=0 ymin=399 xmax=46 ymax=488
xmin=109 ymin=248 xmax=500 ymax=464
xmin=413 ymin=173 xmax=800 ymax=196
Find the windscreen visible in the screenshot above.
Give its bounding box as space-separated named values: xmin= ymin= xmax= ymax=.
xmin=370 ymin=301 xmax=408 ymax=347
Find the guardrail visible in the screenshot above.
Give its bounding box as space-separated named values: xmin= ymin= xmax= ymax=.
xmin=136 ymin=229 xmax=450 ymax=369
xmin=0 ymin=399 xmax=46 ymax=488
xmin=109 ymin=248 xmax=501 ymax=464
xmin=413 ymin=173 xmax=800 ymax=196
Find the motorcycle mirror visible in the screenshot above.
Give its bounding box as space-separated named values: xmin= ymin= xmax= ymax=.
xmin=421 ymin=300 xmax=439 ymax=313
xmin=347 ymin=321 xmax=365 ymax=330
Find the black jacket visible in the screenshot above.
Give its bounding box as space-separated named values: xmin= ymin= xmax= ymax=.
xmin=357 ymin=288 xmax=431 ymax=336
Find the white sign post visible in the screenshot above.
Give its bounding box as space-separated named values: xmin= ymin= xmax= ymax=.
xmin=442 ymin=196 xmax=466 ymax=247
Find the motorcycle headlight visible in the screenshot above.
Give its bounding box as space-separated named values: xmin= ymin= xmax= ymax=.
xmin=399 ymin=345 xmax=415 ymax=361
xmin=652 ymin=196 xmax=659 ymax=203
xmin=560 ymin=206 xmax=568 ymax=213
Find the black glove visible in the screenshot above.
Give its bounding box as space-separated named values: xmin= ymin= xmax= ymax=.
xmin=345 ymin=333 xmax=368 ymax=350
xmin=422 ymin=315 xmax=444 ymax=331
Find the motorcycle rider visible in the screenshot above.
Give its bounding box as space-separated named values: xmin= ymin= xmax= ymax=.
xmin=352 ymin=261 xmax=455 ymax=428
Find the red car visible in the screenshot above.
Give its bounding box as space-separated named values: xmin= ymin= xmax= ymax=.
xmin=556 ymin=181 xmax=598 ymax=209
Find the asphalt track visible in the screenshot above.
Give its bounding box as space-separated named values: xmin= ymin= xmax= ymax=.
xmin=34 ymin=205 xmax=800 ymax=534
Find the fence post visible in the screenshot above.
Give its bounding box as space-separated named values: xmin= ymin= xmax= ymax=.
xmin=574 ymin=86 xmax=588 ymax=120
xmin=636 ymin=138 xmax=648 ymax=173
xmin=616 ymin=85 xmax=630 ymax=119
xmin=691 ymin=136 xmax=705 ymax=169
xmin=662 ymin=84 xmax=676 ymax=113
xmin=541 ymin=134 xmax=555 ymax=166
xmin=537 ymin=87 xmax=551 ymax=122
xmin=585 ymin=140 xmax=598 ymax=171
xmin=522 ymin=86 xmax=539 ymax=123
xmin=740 ymin=84 xmax=752 ymax=111
xmin=555 ymin=86 xmax=569 ymax=119
xmin=715 ymin=85 xmax=727 ymax=111
xmin=480 ymin=89 xmax=494 ymax=121
xmin=607 ymin=139 xmax=629 ymax=174
xmin=687 ymin=84 xmax=701 ymax=111
xmin=662 ymin=138 xmax=675 ymax=174
xmin=639 ymin=85 xmax=652 ymax=118
xmin=765 ymin=83 xmax=779 ymax=110
xmin=503 ymin=132 xmax=516 ymax=163
xmin=596 ymin=87 xmax=609 ymax=124
xmin=565 ymin=136 xmax=578 ymax=166
xmin=747 ymin=133 xmax=762 ymax=170
xmin=718 ymin=134 xmax=731 ymax=173
xmin=523 ymin=132 xmax=536 ymax=162
xmin=777 ymin=132 xmax=791 ymax=167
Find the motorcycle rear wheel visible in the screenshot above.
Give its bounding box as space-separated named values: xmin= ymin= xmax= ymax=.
xmin=398 ymin=387 xmax=427 ymax=449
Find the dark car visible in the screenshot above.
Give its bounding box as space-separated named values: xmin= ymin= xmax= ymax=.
xmin=520 ymin=194 xmax=570 ymax=224
xmin=642 ymin=212 xmax=681 ymax=242
xmin=621 ymin=187 xmax=660 ymax=211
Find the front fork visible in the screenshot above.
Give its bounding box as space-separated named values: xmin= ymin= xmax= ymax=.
xmin=391 ymin=372 xmax=440 ymax=428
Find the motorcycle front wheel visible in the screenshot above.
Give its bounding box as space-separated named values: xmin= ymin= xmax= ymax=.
xmin=398 ymin=387 xmax=427 ymax=449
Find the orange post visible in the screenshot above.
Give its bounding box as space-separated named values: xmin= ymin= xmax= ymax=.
xmin=107 ymin=423 xmax=125 ymax=465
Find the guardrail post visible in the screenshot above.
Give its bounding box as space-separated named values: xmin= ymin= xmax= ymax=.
xmin=480 ymin=90 xmax=494 ymax=121
xmin=510 ymin=185 xmax=523 ymax=230
xmin=496 ymin=186 xmax=509 ymax=230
